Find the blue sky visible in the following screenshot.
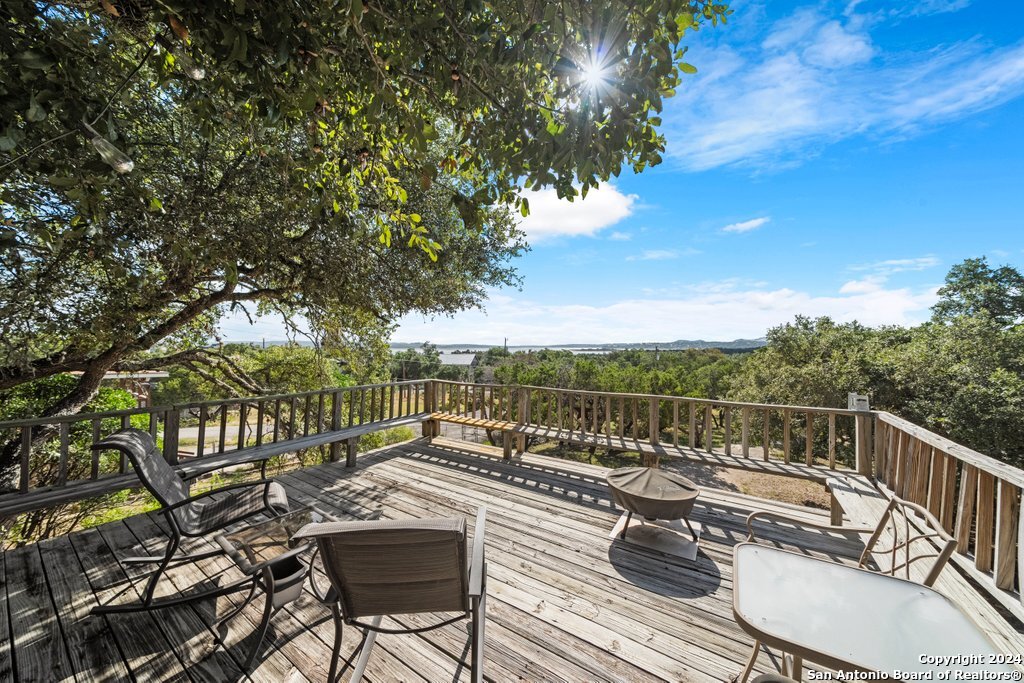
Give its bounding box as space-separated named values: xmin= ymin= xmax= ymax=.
xmin=225 ymin=0 xmax=1024 ymax=345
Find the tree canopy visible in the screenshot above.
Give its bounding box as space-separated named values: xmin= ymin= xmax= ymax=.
xmin=0 ymin=0 xmax=730 ymax=436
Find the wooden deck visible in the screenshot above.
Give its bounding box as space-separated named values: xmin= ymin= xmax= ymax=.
xmin=2 ymin=438 xmax=1022 ymax=682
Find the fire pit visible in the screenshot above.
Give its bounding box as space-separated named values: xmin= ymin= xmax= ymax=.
xmin=606 ymin=466 xmax=700 ymax=541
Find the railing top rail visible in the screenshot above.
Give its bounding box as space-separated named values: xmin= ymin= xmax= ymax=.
xmin=432 ymin=379 xmax=868 ymax=415
xmin=0 ymin=379 xmax=427 ymax=430
xmin=877 ymin=411 xmax=1024 ymax=489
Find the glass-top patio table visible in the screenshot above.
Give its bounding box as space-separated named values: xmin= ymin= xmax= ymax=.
xmin=732 ymin=542 xmax=1019 ymax=682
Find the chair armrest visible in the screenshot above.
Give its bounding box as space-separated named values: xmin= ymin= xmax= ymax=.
xmin=161 ymin=479 xmax=276 ymax=512
xmin=745 ymin=510 xmax=875 ymax=542
xmin=468 ymin=507 xmax=487 ymax=598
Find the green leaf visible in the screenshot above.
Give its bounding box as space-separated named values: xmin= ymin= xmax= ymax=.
xmin=14 ymin=50 xmax=54 ymax=71
xmin=148 ymin=197 xmax=164 ymax=212
xmin=680 ymin=63 xmax=698 ymax=74
xmin=26 ymin=98 xmax=47 ymax=122
xmin=519 ymin=197 xmax=530 ymax=217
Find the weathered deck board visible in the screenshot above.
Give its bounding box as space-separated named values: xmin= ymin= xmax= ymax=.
xmin=1 ymin=438 xmax=1021 ymax=682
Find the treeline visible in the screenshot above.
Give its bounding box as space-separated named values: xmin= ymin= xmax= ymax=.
xmin=419 ymin=258 xmax=1023 ymax=466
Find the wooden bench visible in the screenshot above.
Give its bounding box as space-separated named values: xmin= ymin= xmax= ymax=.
xmin=427 ymin=413 xmax=520 ymax=460
xmin=824 ymin=471 xmax=887 ymax=525
xmin=512 ymin=424 xmax=834 ymax=482
xmin=0 ymin=413 xmax=428 ymax=518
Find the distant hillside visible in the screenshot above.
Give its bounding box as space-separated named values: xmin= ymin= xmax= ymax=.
xmin=390 ymin=339 xmax=767 ymax=352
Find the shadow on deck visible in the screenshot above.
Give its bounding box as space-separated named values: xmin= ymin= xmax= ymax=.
xmin=1 ymin=438 xmax=1019 ymax=682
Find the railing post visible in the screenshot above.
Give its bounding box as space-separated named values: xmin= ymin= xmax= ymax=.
xmin=855 ymin=412 xmax=873 ymax=476
xmin=164 ymin=407 xmax=180 ymax=465
xmin=515 ymin=386 xmax=528 ymax=454
xmin=345 ymin=438 xmax=358 ymax=468
xmin=422 ymin=380 xmax=438 ymax=439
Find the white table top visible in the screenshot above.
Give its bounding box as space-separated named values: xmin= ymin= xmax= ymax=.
xmin=733 ymin=543 xmax=1017 ymax=678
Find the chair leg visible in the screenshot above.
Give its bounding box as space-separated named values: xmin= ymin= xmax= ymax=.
xmin=328 ymin=607 xmax=344 ymax=683
xmin=735 ymin=639 xmax=761 ymax=683
xmin=684 ymin=517 xmax=698 ymax=542
xmin=243 ymin=587 xmax=276 ymax=670
xmin=215 ymin=580 xmax=259 ymax=641
xmin=350 ymin=615 xmax=382 ymax=683
xmin=471 ymin=592 xmax=486 ymax=683
xmin=141 ymin=533 xmax=180 ymax=606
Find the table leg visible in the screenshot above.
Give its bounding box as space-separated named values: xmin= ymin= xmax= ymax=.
xmin=735 ymin=639 xmax=761 ymax=683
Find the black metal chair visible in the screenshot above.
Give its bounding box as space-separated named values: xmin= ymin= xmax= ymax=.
xmin=294 ymin=508 xmax=487 ymax=683
xmin=91 ymin=428 xmax=289 ymax=614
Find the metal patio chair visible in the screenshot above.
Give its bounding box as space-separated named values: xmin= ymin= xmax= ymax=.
xmin=745 ymin=491 xmax=956 ymax=587
xmin=294 ymin=507 xmax=487 ymax=683
xmin=91 ymin=428 xmax=290 ymax=614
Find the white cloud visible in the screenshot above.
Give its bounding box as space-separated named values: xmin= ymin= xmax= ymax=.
xmin=393 ymin=280 xmax=939 ymax=345
xmin=608 ymin=231 xmax=632 ymax=241
xmin=665 ymin=5 xmax=1024 ymax=171
xmin=850 ymin=256 xmax=941 ymax=274
xmin=722 ymin=216 xmax=771 ymax=233
xmin=625 ymin=249 xmax=692 ymax=261
xmin=519 ymin=185 xmax=637 ymax=241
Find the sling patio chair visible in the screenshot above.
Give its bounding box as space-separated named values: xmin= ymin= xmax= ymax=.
xmin=293 ymin=507 xmax=487 ymax=683
xmin=90 ymin=428 xmax=290 ymax=614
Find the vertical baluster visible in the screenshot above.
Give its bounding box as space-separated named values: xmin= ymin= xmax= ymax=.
xmin=91 ymin=419 xmax=101 ymax=479
xmin=593 ymin=394 xmax=600 ymax=435
xmin=197 ymin=408 xmax=207 ymax=458
xmin=762 ymin=409 xmax=771 ymax=461
xmin=927 ymin=448 xmax=944 ymax=517
xmin=289 ymin=396 xmax=298 ymax=439
xmin=741 ymin=407 xmax=750 ymax=458
xmin=579 ymin=393 xmax=588 ymax=435
xmin=359 ymin=389 xmax=367 ymax=424
xmin=955 ymin=465 xmax=979 ymax=553
xmin=688 ymin=402 xmax=697 ymax=449
xmin=304 ymin=395 xmax=313 ymax=435
xmin=805 ymin=411 xmax=814 ymax=466
xmin=673 ymin=400 xmax=680 ymax=448
xmin=237 ymin=402 xmax=248 ymax=449
xmin=255 ymin=400 xmax=265 ymax=446
xmin=976 ymin=472 xmax=996 ymax=573
xmin=347 ymin=390 xmax=355 ymax=427
xmin=58 ymin=421 xmax=70 ymax=486
xmin=149 ymin=411 xmax=159 ymax=442
xmin=782 ymin=409 xmax=791 ymax=463
xmin=606 ymin=396 xmax=612 ymax=439
xmin=828 ymin=413 xmax=836 ymax=469
xmin=20 ymin=426 xmax=32 ymax=492
xmin=995 ymin=481 xmax=1020 ymax=589
xmin=273 ymin=398 xmax=282 ymax=442
xmin=649 ymin=398 xmax=660 ymax=447
xmin=618 ymin=397 xmax=625 ymax=439
xmin=119 ymin=415 xmax=130 ymax=472
xmin=218 ymin=405 xmax=228 ymax=453
xmin=723 ymin=407 xmax=732 ymax=456
xmin=704 ymin=405 xmax=713 ymax=453
xmin=317 ymin=393 xmax=326 ymax=432
xmin=941 ymin=456 xmax=957 ymax=533
xmin=632 ymin=398 xmax=639 ymax=440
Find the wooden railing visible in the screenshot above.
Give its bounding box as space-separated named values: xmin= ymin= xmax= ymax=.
xmin=431 ymin=380 xmax=867 ymax=471
xmin=429 ymin=380 xmax=1023 ymax=615
xmin=0 ymin=380 xmax=429 ymax=515
xmin=2 ymin=378 xmax=1021 ymax=616
xmin=873 ymin=412 xmax=1024 ymax=616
